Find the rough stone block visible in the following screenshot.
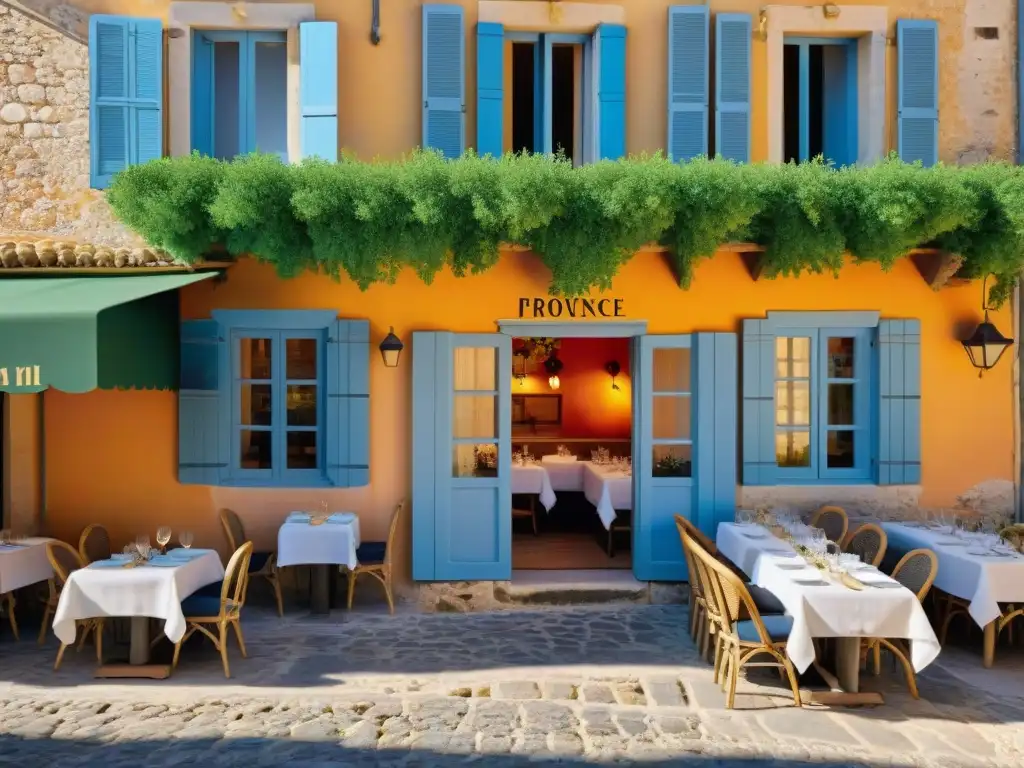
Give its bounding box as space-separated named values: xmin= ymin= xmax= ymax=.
xmin=580 ymin=683 xmax=616 ymax=704
xmin=491 ymin=680 xmax=541 ymax=699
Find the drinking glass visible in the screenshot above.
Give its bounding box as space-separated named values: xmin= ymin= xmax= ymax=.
xmin=136 ymin=534 xmax=150 ymax=549
xmin=0 ymin=529 xmax=9 ymax=545
xmin=156 ymin=526 xmax=172 ymax=552
xmin=179 ymin=531 xmax=194 ymax=549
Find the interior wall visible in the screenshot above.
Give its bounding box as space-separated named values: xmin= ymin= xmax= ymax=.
xmin=513 ymin=337 xmax=631 ymax=439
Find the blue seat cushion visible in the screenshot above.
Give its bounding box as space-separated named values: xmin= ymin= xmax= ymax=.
xmin=248 ymin=551 xmax=272 ymax=573
xmin=193 ymin=580 xmax=223 ymax=598
xmin=355 ymin=541 xmax=386 ymax=565
xmin=181 ymin=593 xmax=223 ymax=617
xmin=747 ymin=585 xmax=786 ymax=615
xmin=734 ymin=614 xmax=793 ymax=644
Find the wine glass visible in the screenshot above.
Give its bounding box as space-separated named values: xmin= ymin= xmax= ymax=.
xmin=179 ymin=531 xmax=194 ymax=550
xmin=156 ymin=526 xmax=172 ymax=553
xmin=136 ymin=534 xmax=150 ymax=549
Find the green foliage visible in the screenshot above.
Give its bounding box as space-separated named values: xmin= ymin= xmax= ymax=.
xmin=105 ymin=151 xmax=1024 ymax=306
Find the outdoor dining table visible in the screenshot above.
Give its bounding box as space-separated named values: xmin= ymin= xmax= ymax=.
xmin=277 ymin=512 xmax=360 ymax=614
xmin=884 ymin=521 xmax=1024 ymax=667
xmin=582 ymin=462 xmax=632 ymax=530
xmin=0 ymin=537 xmax=55 ymax=637
xmin=510 ymin=464 xmax=557 ymax=511
xmin=52 ymin=548 xmax=224 ymax=678
xmin=716 ymin=522 xmax=940 ymax=705
xmin=540 ymin=455 xmax=585 ymax=492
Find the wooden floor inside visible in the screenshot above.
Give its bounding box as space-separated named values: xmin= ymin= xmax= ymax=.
xmin=512 ymin=532 xmax=632 ymax=570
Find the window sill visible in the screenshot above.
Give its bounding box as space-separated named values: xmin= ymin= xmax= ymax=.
xmin=218 ymin=476 xmax=334 ymax=489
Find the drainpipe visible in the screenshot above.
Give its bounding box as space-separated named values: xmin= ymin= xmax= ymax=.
xmin=1019 ymin=0 xmax=1024 ymax=164
xmin=1018 ymin=0 xmax=1024 ymax=522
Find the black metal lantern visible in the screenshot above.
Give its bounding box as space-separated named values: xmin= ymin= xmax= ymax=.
xmin=544 ymin=355 xmax=564 ymax=390
xmin=379 ymin=327 xmax=404 ymax=368
xmin=605 ymin=360 xmax=622 ymax=390
xmin=962 ymin=276 xmax=1013 ymax=377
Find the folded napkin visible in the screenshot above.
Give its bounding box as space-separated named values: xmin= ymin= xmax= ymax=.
xmin=542 ymin=455 xmax=577 ymax=463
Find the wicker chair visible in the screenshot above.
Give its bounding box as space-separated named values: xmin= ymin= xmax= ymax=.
xmin=512 ymin=495 xmax=539 ymax=535
xmin=219 ymin=508 xmax=283 ymax=617
xmin=675 ymin=515 xmax=711 ymax=647
xmin=78 ymin=524 xmax=111 ymax=564
xmin=842 ymin=523 xmax=887 ymax=567
xmin=45 ymin=540 xmax=104 ymax=669
xmin=172 ymin=542 xmax=253 ymax=678
xmin=1 ymin=590 xmax=17 ymax=640
xmin=684 ymin=529 xmax=801 ymax=709
xmin=862 ymin=548 xmax=937 ymax=699
xmin=343 ymin=501 xmax=404 ymax=614
xmin=810 ymin=506 xmax=849 ymax=545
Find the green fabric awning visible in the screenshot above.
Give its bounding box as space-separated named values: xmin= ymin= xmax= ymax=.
xmin=0 ymin=273 xmax=220 ymax=393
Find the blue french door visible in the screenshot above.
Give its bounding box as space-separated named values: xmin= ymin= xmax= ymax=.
xmin=411 ymin=332 xmax=512 ymax=581
xmin=633 ymin=333 xmax=738 ymax=582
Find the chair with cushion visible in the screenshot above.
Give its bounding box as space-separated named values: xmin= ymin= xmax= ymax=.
xmin=219 ymin=508 xmax=283 ymax=616
xmin=862 ymin=548 xmax=937 ymax=698
xmin=45 ymin=540 xmax=104 ymax=669
xmin=78 ymin=524 xmax=111 ymax=565
xmin=810 ymin=506 xmax=848 ymax=546
xmin=173 ymin=541 xmax=252 ymax=678
xmin=842 ymin=523 xmax=887 ymax=567
xmin=685 ymin=530 xmax=801 ymax=709
xmin=1 ymin=589 xmax=17 ymax=640
xmin=343 ymin=501 xmax=404 ymax=614
xmin=675 ymin=515 xmax=712 ymax=648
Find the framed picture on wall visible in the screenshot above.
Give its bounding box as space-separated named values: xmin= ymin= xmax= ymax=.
xmin=512 ymin=394 xmax=562 ymax=426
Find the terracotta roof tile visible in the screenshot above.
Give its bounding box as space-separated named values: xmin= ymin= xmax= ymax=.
xmin=0 ymin=238 xmax=183 ymax=269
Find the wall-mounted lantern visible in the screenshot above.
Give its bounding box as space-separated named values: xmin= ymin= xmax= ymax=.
xmin=962 ymin=276 xmax=1013 ymax=377
xmin=379 ymin=327 xmax=404 ymax=368
xmin=605 ymin=360 xmax=622 ymax=390
xmin=544 ymin=355 xmax=564 ymax=390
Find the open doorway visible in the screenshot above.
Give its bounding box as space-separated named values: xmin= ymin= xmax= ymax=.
xmin=509 ymin=337 xmax=633 ymax=569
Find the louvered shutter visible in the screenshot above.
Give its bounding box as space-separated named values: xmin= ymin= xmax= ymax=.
xmin=422 ymin=4 xmax=465 ymax=158
xmin=179 ymin=320 xmax=228 ymax=485
xmin=476 ymin=22 xmax=504 ymax=157
xmin=741 ymin=318 xmax=776 ymax=485
xmin=89 ymin=15 xmax=163 ymax=189
xmin=596 ymin=24 xmax=626 ymax=160
xmin=877 ymin=319 xmax=922 ymax=484
xmin=715 ymin=13 xmax=751 ymax=162
xmin=300 ymin=22 xmax=339 ymax=161
xmin=667 ymin=6 xmax=708 ymax=161
xmin=326 ymin=320 xmax=370 ymax=487
xmin=897 ymin=19 xmax=939 ymax=167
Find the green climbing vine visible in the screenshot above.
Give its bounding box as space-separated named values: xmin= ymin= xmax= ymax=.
xmin=106 ymin=150 xmax=1024 ymax=306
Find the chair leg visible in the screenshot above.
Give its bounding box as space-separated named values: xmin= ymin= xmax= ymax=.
xmin=230 ymin=620 xmax=247 ymax=657
xmin=725 ymin=649 xmax=740 ymax=709
xmin=383 ymin=573 xmax=395 ymax=615
xmin=38 ymin=603 xmax=52 ymax=645
xmin=872 ymin=641 xmax=881 ymax=675
xmin=171 ymin=640 xmax=184 ymax=670
xmin=712 ymin=634 xmax=723 ymax=684
xmin=531 ymin=496 xmax=538 ymax=536
xmin=95 ymin=620 xmax=104 ymax=664
xmin=781 ymin=655 xmax=802 ymax=707
xmin=217 ymin=623 xmax=231 ymax=678
xmin=267 ymin=573 xmax=284 ymax=617
xmin=54 ymin=643 xmax=68 ymax=671
xmin=5 ymin=593 xmax=18 ymax=641
xmin=76 ymin=621 xmax=91 ymax=651
xmin=881 ymin=639 xmax=919 ymax=699
xmin=347 ymin=571 xmax=358 ymax=610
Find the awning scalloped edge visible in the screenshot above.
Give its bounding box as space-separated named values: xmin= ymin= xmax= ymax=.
xmin=0 ymin=238 xmax=180 ymax=269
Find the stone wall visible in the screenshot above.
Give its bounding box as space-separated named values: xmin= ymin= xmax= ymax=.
xmin=0 ymin=3 xmax=139 ymax=245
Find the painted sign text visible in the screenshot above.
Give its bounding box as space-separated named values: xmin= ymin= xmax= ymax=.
xmin=0 ymin=366 xmax=41 ymax=388
xmin=517 ymin=298 xmax=624 ymax=319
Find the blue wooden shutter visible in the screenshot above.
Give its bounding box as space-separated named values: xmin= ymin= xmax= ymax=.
xmin=422 ymin=4 xmax=465 ymax=157
xmin=694 ymin=332 xmax=739 ymax=535
xmin=411 ymin=332 xmax=439 ymax=580
xmin=878 ymin=319 xmax=922 ymax=485
xmin=300 ymin=21 xmax=339 ymax=161
xmin=715 ymin=13 xmax=752 ymax=163
xmin=179 ymin=320 xmax=227 ymax=485
xmin=191 ymin=33 xmax=214 ymax=157
xmin=897 ymin=19 xmax=939 ymax=167
xmin=326 ymin=320 xmax=370 ymax=487
xmin=741 ymin=319 xmax=776 ymax=485
xmin=89 ymin=15 xmax=163 ymax=189
xmin=596 ymin=24 xmax=626 ymax=160
xmin=476 ymin=22 xmax=504 ymax=157
xmin=667 ymin=6 xmax=708 ymax=161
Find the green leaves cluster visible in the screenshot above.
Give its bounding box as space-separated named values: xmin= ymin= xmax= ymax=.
xmin=106 ymin=151 xmax=1024 ymax=306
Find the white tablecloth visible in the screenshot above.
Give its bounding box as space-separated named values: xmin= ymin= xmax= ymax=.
xmin=583 ymin=463 xmax=633 ymax=530
xmin=884 ymin=522 xmax=1024 ymax=627
xmin=52 ymin=549 xmax=224 ymax=645
xmin=277 ymin=512 xmax=361 ymax=569
xmin=511 ymin=465 xmax=557 ymax=511
xmin=0 ymin=537 xmax=55 ymax=594
xmin=540 ymin=456 xmax=585 ymax=492
xmin=716 ymin=522 xmax=940 ymax=674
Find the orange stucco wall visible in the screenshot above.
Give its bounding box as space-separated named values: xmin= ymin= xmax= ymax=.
xmin=39 ymin=250 xmax=1015 ymax=586
xmin=512 ymin=337 xmax=632 ymax=439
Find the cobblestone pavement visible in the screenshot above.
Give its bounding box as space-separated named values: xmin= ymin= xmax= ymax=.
xmin=0 ymin=604 xmax=1022 ymax=767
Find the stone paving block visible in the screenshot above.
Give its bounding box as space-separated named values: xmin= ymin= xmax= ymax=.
xmin=580 ymin=683 xmax=616 ymax=704
xmin=580 ymin=708 xmax=619 ymax=737
xmin=613 ymin=711 xmax=649 ymax=737
xmin=461 ymin=699 xmax=519 ymax=734
xmin=642 ymin=677 xmax=688 ymax=708
xmin=540 ymin=681 xmax=577 ymax=700
xmin=477 ymin=734 xmax=513 ymax=753
xmin=491 ymin=680 xmax=541 ymax=700
xmin=548 ymin=732 xmax=585 ymax=755
xmin=614 ymin=681 xmax=647 ymax=706
xmin=757 ymin=708 xmax=860 ymax=746
xmin=341 ymin=719 xmax=380 ymax=748
xmin=511 ymin=733 xmax=547 ymax=755
xmin=520 ymin=700 xmax=577 ymax=731
xmin=651 ymin=714 xmax=702 ymax=739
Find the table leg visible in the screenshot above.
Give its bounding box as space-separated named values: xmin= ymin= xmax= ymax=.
xmin=129 ymin=617 xmax=150 ymax=665
xmin=310 ymin=565 xmax=330 ymax=614
xmin=94 ymin=617 xmax=170 ymax=679
xmin=834 ymin=637 xmax=861 ymax=693
xmin=806 ymin=638 xmax=884 ymax=706
xmin=983 ymin=621 xmax=996 ymax=668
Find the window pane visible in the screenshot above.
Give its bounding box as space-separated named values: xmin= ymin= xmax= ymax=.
xmin=453 ymin=443 xmax=497 ymax=478
xmin=652 ymin=395 xmax=691 ymax=439
xmin=241 ymin=384 xmax=271 ymax=426
xmin=287 ymin=430 xmax=317 ymax=469
xmin=453 ymin=395 xmax=496 ymax=438
xmin=286 ymin=338 xmax=317 ymax=379
xmin=775 ymin=431 xmax=810 ymax=467
xmin=775 ymin=381 xmax=810 ymax=426
xmin=826 ymin=430 xmax=855 ymax=468
xmin=287 ymin=385 xmax=317 ymax=427
xmin=653 ymin=348 xmax=691 ymax=393
xmin=776 ymin=336 xmax=811 ymax=378
xmin=653 ymin=444 xmax=692 ymax=478
xmin=827 ymin=337 xmax=855 ymax=378
xmin=240 ymin=429 xmax=271 ymax=469
xmin=827 ymin=383 xmax=854 ymax=426
xmin=213 ymin=41 xmax=240 ymax=160
xmin=253 ymin=41 xmax=288 ymax=161
xmin=454 ymin=347 xmax=496 ymax=391
xmin=240 ymin=338 xmax=272 ymax=379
